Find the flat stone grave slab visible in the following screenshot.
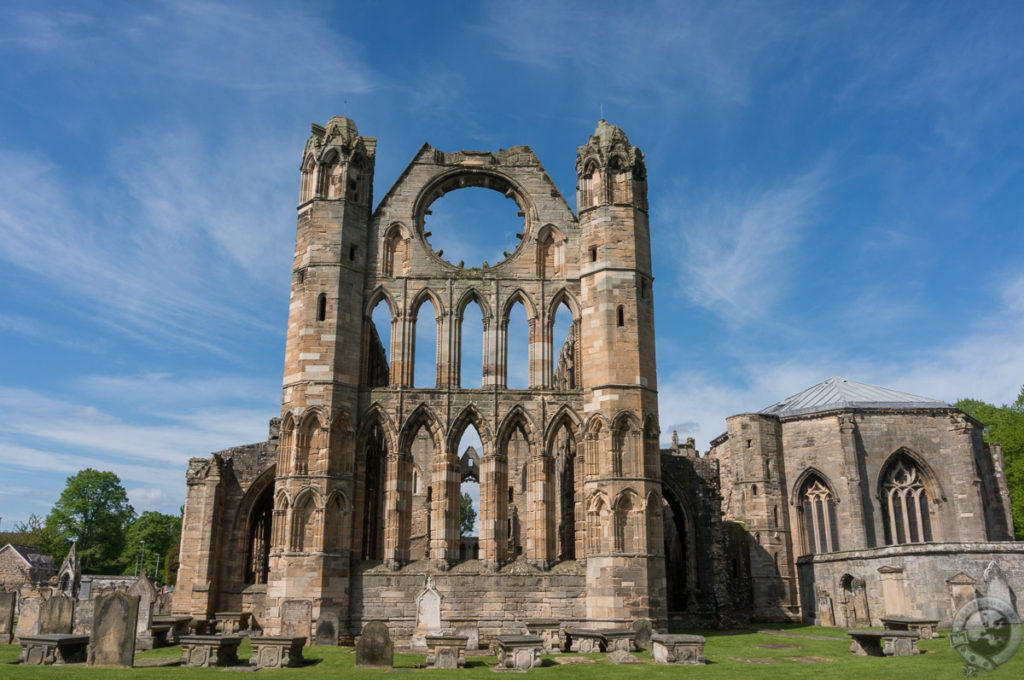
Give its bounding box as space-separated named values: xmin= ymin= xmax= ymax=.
xmin=18 ymin=634 xmax=90 ymax=665
xmin=881 ymin=616 xmax=940 ymax=639
xmin=425 ymin=635 xmax=468 ymax=669
xmin=215 ymin=611 xmax=251 ymax=634
xmin=356 ymin=621 xmax=394 ymax=668
xmin=606 ymin=650 xmax=642 ymax=664
xmin=847 ymin=629 xmax=920 ymax=657
xmin=180 ymin=634 xmax=242 ymax=667
xmin=495 ymin=635 xmax=543 ymax=670
xmin=756 ymin=643 xmax=799 ymax=650
xmin=563 ymin=628 xmax=606 ymax=653
xmin=250 ymin=636 xmax=306 ymax=668
xmin=651 ymin=633 xmax=706 ymax=665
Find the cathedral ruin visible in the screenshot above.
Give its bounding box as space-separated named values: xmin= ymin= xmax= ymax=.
xmin=173 ymin=117 xmax=1024 ymax=640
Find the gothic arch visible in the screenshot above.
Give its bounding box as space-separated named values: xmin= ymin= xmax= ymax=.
xmin=299 ymin=154 xmax=317 ymax=202
xmin=358 ymin=403 xmax=399 ymax=454
xmin=876 ymin=447 xmax=946 ymax=502
xmin=447 ymin=404 xmax=493 ymax=458
xmin=795 ymin=470 xmax=840 ymax=554
xmin=878 ymin=448 xmax=942 ymax=544
xmin=399 ymin=403 xmax=445 ymax=455
xmin=455 ymin=287 xmax=493 ymax=323
xmin=497 ymin=405 xmax=538 ymax=457
xmin=500 ymin=287 xmax=538 ymax=323
xmin=544 ymin=405 xmax=583 ymax=453
xmin=295 ymin=409 xmax=327 ymax=475
xmin=329 ymin=412 xmax=356 ymax=475
xmin=547 ymin=287 xmax=581 ymax=325
xmin=410 ymin=286 xmax=445 ymax=321
xmin=290 ymin=486 xmax=323 ymax=553
xmin=791 ymin=467 xmax=841 ymax=505
xmin=365 ymin=286 xmax=397 ymax=320
xmin=535 ymin=224 xmax=566 ymax=278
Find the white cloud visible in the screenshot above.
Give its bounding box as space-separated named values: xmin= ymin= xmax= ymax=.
xmin=666 ymin=164 xmax=828 ymax=321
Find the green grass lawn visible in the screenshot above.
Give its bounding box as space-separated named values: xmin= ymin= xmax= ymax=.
xmin=0 ymin=626 xmax=1021 ymax=678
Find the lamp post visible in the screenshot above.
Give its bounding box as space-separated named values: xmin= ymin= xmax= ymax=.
xmin=140 ymin=540 xmax=146 ymax=577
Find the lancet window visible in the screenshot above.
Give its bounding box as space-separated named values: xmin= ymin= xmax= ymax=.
xmin=881 ymin=455 xmax=934 ymax=545
xmin=799 ymin=475 xmax=839 ymax=554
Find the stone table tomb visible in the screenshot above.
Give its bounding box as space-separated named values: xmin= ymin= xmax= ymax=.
xmin=495 ymin=635 xmax=544 ymax=670
xmin=179 ymin=635 xmax=242 ymax=667
xmin=250 ymin=636 xmax=306 ymax=668
xmin=847 ymin=629 xmax=921 ymax=657
xmin=425 ymin=635 xmax=468 ymax=669
xmin=18 ymin=634 xmax=90 ymax=665
xmin=651 ymin=633 xmax=706 ymax=665
xmin=563 ymin=628 xmax=606 ymax=653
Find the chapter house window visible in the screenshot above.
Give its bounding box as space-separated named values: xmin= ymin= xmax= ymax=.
xmin=799 ymin=476 xmax=839 ymax=554
xmin=881 ymin=456 xmax=933 ymax=545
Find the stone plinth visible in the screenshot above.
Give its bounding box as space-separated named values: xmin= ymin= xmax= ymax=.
xmin=563 ymin=628 xmax=606 ymax=653
xmin=880 ymin=616 xmax=939 ymax=639
xmin=651 ymin=633 xmax=706 ymax=665
xmin=496 ymin=635 xmax=544 ymax=670
xmin=214 ymin=611 xmax=251 ymax=634
xmin=847 ymin=629 xmax=920 ymax=657
xmin=250 ymin=636 xmax=306 ymax=668
xmin=179 ymin=635 xmax=242 ymax=667
xmin=18 ymin=634 xmax=90 ymax=665
xmin=524 ymin=619 xmax=560 ymax=652
xmin=425 ymin=635 xmax=467 ymax=669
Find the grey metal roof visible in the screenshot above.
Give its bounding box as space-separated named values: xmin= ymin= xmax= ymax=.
xmin=758 ymin=377 xmax=949 ymax=418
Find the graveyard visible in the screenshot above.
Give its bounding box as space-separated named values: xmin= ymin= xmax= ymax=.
xmin=1 ymin=623 xmax=1021 ymax=678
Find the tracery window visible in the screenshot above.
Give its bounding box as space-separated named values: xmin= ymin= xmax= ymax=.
xmin=799 ymin=476 xmax=839 ymax=554
xmin=881 ymin=456 xmax=933 ymax=544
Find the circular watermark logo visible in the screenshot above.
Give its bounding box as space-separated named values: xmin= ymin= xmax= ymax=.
xmin=949 ymin=596 xmax=1022 ymax=675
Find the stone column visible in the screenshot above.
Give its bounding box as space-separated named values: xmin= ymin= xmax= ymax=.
xmin=431 ymin=452 xmax=459 ymax=567
xmin=479 ymin=454 xmax=508 ymax=569
xmin=383 ymin=453 xmax=409 ymax=569
xmin=838 ymin=414 xmax=868 ymax=550
xmin=172 ymin=456 xmax=224 ymax=617
xmin=526 ymin=453 xmax=553 ymax=569
xmin=481 ymin=318 xmax=498 ymax=388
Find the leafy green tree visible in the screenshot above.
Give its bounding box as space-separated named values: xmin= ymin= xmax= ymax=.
xmin=460 ymin=492 xmax=477 ymax=536
xmin=44 ymin=469 xmax=136 ymax=572
xmin=0 ymin=514 xmax=58 ymax=551
xmin=119 ymin=511 xmax=182 ymax=581
xmin=956 ymin=385 xmax=1024 ymax=540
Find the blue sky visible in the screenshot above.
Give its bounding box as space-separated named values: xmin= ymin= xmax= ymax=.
xmin=1 ymin=1 xmax=1022 ymax=526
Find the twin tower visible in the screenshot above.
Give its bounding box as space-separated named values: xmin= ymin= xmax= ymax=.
xmin=263 ymin=117 xmax=666 ymax=637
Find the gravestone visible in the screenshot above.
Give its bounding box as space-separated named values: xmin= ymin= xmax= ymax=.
xmin=14 ymin=595 xmax=41 ymax=641
xmin=355 ymin=621 xmax=394 ymax=668
xmin=0 ymin=591 xmax=15 ymax=644
xmin=412 ymin=576 xmax=442 ymax=649
xmin=984 ymin=561 xmax=1013 ymax=606
xmin=631 ymin=619 xmax=652 ymax=649
xmin=39 ymin=594 xmax=74 ymax=634
xmin=88 ymin=591 xmax=139 ymax=668
xmin=281 ymin=600 xmax=312 ymax=639
xmin=878 ymin=566 xmax=907 ymax=616
xmin=946 ymin=572 xmax=977 ymax=614
xmin=817 ymin=589 xmax=835 ymax=627
xmin=129 ymin=572 xmax=157 ymax=640
xmin=315 ymin=611 xmax=339 ymax=646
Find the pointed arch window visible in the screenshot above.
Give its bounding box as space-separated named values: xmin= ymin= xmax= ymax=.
xmin=799 ymin=476 xmax=839 ymax=554
xmin=881 ymin=455 xmax=933 ymax=544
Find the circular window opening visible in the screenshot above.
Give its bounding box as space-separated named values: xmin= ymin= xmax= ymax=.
xmin=423 ymin=187 xmax=525 ymax=268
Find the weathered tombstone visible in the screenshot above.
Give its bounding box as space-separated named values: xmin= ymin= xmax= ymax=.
xmin=816 ymin=588 xmax=835 ymax=627
xmin=14 ymin=594 xmax=42 ymax=641
xmin=630 ymin=619 xmax=652 ymax=649
xmin=129 ymin=573 xmax=157 ymax=647
xmin=984 ymin=561 xmax=1013 ymax=606
xmin=0 ymin=591 xmax=15 ymax=644
xmin=88 ymin=591 xmax=139 ymax=668
xmin=355 ymin=621 xmax=394 ymax=668
xmin=281 ymin=600 xmax=312 ymax=639
xmin=315 ymin=611 xmax=339 ymax=646
xmin=946 ymin=572 xmax=977 ymax=615
xmin=39 ymin=594 xmax=74 ymax=634
xmin=878 ymin=565 xmax=907 ymax=616
xmin=412 ymin=576 xmax=442 ymax=649
xmin=852 ymin=578 xmax=871 ymax=627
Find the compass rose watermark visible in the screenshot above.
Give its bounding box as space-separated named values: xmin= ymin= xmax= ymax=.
xmin=949 ymin=596 xmax=1021 ymax=675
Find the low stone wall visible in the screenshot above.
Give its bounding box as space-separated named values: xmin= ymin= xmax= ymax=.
xmin=797 ymin=542 xmax=1024 ymax=628
xmin=350 ymin=560 xmax=586 ymax=641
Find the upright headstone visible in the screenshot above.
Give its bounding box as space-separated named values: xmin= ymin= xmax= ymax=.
xmin=355 ymin=621 xmax=394 ymax=668
xmin=631 ymin=619 xmax=652 ymax=649
xmin=88 ymin=591 xmax=139 ymax=668
xmin=128 ymin=572 xmax=157 ymax=640
xmin=0 ymin=591 xmax=15 ymax=644
xmin=315 ymin=611 xmax=339 ymax=646
xmin=817 ymin=588 xmax=836 ymax=627
xmin=281 ymin=600 xmax=312 ymax=639
xmin=984 ymin=561 xmax=1013 ymax=606
xmin=39 ymin=594 xmax=74 ymax=634
xmin=14 ymin=594 xmax=41 ymax=641
xmin=412 ymin=576 xmax=442 ymax=649
xmin=947 ymin=572 xmax=978 ymax=614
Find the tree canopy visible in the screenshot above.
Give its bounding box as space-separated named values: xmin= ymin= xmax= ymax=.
xmin=44 ymin=468 xmax=136 ymax=572
xmin=119 ymin=510 xmax=182 ymax=580
xmin=460 ymin=491 xmax=477 ymax=536
xmin=956 ymin=385 xmax=1024 ymax=540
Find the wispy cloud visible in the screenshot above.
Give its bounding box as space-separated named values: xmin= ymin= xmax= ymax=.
xmin=666 ymin=164 xmax=828 ymax=321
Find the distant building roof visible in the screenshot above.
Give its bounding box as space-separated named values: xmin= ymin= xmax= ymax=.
xmin=758 ymin=377 xmax=949 ymax=418
xmin=1 ymin=543 xmax=56 ymax=573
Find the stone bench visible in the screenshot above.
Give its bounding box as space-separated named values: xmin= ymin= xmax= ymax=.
xmin=651 ymin=633 xmax=706 ymax=665
xmin=425 ymin=635 xmax=467 ymax=669
xmin=847 ymin=629 xmax=921 ymax=657
xmin=18 ymin=634 xmax=90 ymax=665
xmin=179 ymin=635 xmax=242 ymax=667
xmin=495 ymin=635 xmax=544 ymax=670
xmin=214 ymin=611 xmax=251 ymax=635
xmin=881 ymin=616 xmax=940 ymax=640
xmin=250 ymin=636 xmax=306 ymax=668
xmin=524 ymin=619 xmax=560 ymax=653
xmin=152 ymin=615 xmax=193 ymax=644
xmin=563 ymin=628 xmax=606 ymax=653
